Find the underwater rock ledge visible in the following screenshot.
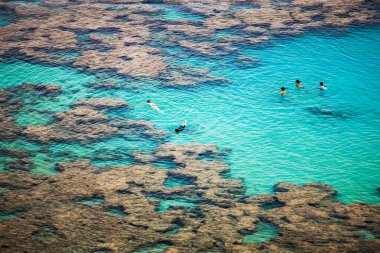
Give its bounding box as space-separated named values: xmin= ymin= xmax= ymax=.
xmin=0 ymin=1 xmax=379 ymax=252
xmin=0 ymin=142 xmax=379 ymax=253
xmin=0 ymin=0 xmax=378 ymax=87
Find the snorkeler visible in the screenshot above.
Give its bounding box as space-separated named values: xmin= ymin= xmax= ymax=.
xmin=295 ymin=79 xmax=303 ymax=88
xmin=280 ymin=87 xmax=286 ymax=96
xmin=175 ymin=120 xmax=187 ymax=133
xmin=319 ymin=82 xmax=327 ymax=90
xmin=147 ymin=100 xmax=160 ymax=112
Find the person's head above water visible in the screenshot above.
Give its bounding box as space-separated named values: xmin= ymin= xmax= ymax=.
xmin=281 ymin=87 xmax=286 ymax=91
xmin=147 ymin=100 xmax=151 ymax=103
xmin=296 ymin=80 xmax=300 ymax=84
xmin=320 ymin=82 xmax=324 ymax=86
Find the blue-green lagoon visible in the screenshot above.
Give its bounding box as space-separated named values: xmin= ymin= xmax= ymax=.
xmin=0 ymin=1 xmax=379 ymax=252
xmin=1 ymin=26 xmax=378 ymax=203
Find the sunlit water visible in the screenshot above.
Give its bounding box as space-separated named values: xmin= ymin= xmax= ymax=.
xmin=0 ymin=3 xmax=379 ymax=205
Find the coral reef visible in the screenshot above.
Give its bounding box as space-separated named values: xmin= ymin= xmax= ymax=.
xmin=0 ymin=142 xmax=379 ymax=252
xmin=0 ymin=88 xmax=24 ymax=140
xmin=74 ymin=98 xmax=128 ymax=110
xmin=0 ymin=1 xmax=379 ymax=252
xmin=0 ymin=0 xmax=377 ymax=86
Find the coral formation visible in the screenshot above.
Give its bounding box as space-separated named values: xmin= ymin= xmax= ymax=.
xmin=0 ymin=0 xmax=377 ymax=86
xmin=0 ymin=1 xmax=379 ymax=252
xmin=0 ymin=142 xmax=379 ymax=252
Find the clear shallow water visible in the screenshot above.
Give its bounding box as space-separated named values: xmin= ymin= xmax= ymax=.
xmin=148 ymin=197 xmax=197 ymax=212
xmin=156 ymin=26 xmax=380 ymax=204
xmin=243 ymin=222 xmax=278 ymax=244
xmin=164 ymin=176 xmax=192 ymax=188
xmin=0 ymin=13 xmax=379 ymax=204
xmin=147 ymin=25 xmax=380 ymax=204
xmin=153 ymin=4 xmax=205 ymax=22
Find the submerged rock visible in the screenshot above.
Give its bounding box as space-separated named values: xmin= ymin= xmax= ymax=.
xmin=1 ymin=0 xmax=376 ymax=88
xmin=0 ymin=140 xmax=379 ymax=252
xmin=0 ymin=89 xmax=24 ymax=140
xmin=14 ymin=83 xmax=62 ymax=95
xmin=4 ymin=158 xmax=33 ymax=171
xmin=74 ymin=98 xmax=128 ymax=110
xmin=0 ymin=111 xmax=23 ymax=141
xmin=0 ymin=1 xmax=379 ymax=252
xmin=305 ymin=107 xmax=352 ymax=119
xmin=22 ymin=99 xmax=166 ymax=143
xmin=178 ymin=40 xmax=237 ymax=56
xmin=0 ymin=148 xmax=31 ymax=159
xmin=132 ymin=151 xmax=156 ymax=163
xmin=161 ymin=65 xmax=229 ymax=87
xmin=23 ymin=107 xmax=118 ymax=143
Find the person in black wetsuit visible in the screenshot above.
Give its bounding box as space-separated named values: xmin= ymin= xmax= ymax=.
xmin=175 ymin=120 xmax=187 ymax=133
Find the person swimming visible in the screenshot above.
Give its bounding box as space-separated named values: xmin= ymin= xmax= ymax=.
xmin=280 ymin=87 xmax=286 ymax=96
xmin=147 ymin=100 xmax=160 ymax=112
xmin=175 ymin=120 xmax=187 ymax=133
xmin=319 ymin=82 xmax=327 ymax=90
xmin=295 ymin=79 xmax=303 ymax=88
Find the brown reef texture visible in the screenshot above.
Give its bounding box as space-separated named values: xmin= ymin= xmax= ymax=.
xmin=0 ymin=1 xmax=379 ymax=252
xmin=0 ymin=0 xmax=378 ymax=86
xmin=0 ymin=143 xmax=379 ymax=252
xmin=0 ymin=83 xmax=166 ymax=147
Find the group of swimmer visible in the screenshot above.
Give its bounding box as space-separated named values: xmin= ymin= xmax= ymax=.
xmin=147 ymin=80 xmax=327 ymax=132
xmin=280 ymin=80 xmax=327 ymax=96
xmin=147 ymin=100 xmax=187 ymax=133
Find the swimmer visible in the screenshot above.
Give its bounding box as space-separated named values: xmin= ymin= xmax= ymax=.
xmin=295 ymin=79 xmax=303 ymax=88
xmin=319 ymin=82 xmax=327 ymax=90
xmin=147 ymin=100 xmax=160 ymax=112
xmin=175 ymin=120 xmax=187 ymax=133
xmin=280 ymin=87 xmax=286 ymax=96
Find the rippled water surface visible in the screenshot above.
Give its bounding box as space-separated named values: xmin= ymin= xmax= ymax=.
xmin=0 ymin=3 xmax=379 ymax=205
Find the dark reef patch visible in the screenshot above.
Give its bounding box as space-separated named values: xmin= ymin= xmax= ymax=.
xmin=106 ymin=205 xmax=128 ymax=217
xmin=0 ymin=154 xmax=379 ymax=251
xmin=259 ymin=199 xmax=286 ymax=210
xmin=305 ymin=107 xmax=353 ymax=119
xmin=31 ymin=226 xmax=58 ymax=240
xmin=4 ymin=158 xmax=33 ymax=171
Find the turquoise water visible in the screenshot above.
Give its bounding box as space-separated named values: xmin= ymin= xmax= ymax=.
xmin=148 ymin=197 xmax=197 ymax=212
xmin=0 ymin=211 xmax=24 ymax=222
xmin=0 ymin=8 xmax=379 ymax=205
xmin=0 ymin=17 xmax=13 ymax=27
xmin=165 ymin=225 xmax=182 ymax=235
xmin=134 ymin=244 xmax=169 ymax=253
xmin=78 ymin=197 xmax=105 ymax=206
xmin=153 ymin=4 xmax=205 ymax=21
xmin=10 ymin=0 xmax=42 ymax=7
xmin=243 ymin=222 xmax=278 ymax=244
xmin=354 ymin=230 xmax=376 ymax=240
xmin=0 ymin=187 xmax=9 ymax=194
xmin=106 ymin=207 xmax=128 ymax=217
xmin=164 ymin=176 xmax=193 ymax=188
xmin=147 ymin=25 xmax=380 ymax=204
xmin=0 ymin=213 xmax=18 ymax=222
